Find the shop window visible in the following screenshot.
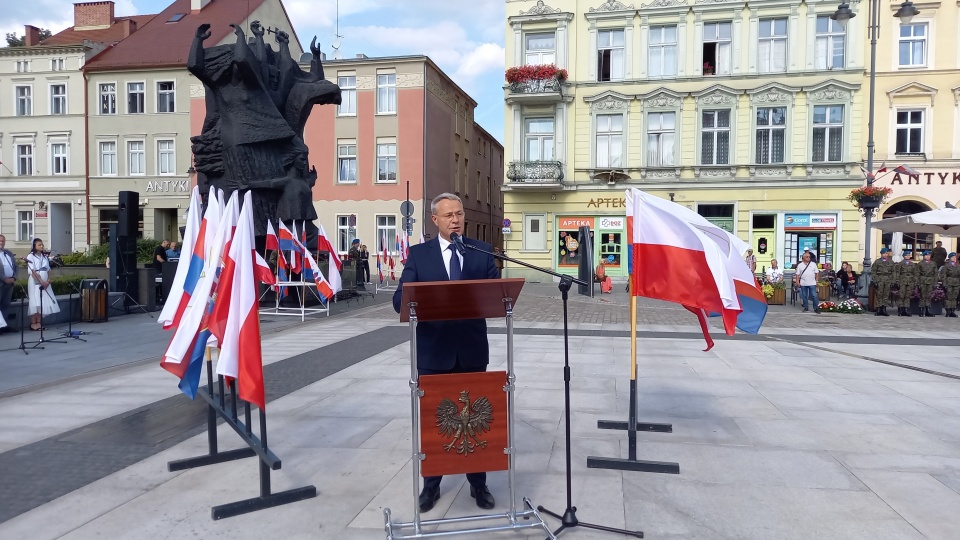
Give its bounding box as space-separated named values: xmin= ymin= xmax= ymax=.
xmin=697 ymin=204 xmax=734 ymax=233
xmin=556 ymin=218 xmax=594 ymax=268
xmin=752 ymin=214 xmax=775 ymax=229
xmin=599 ymin=232 xmax=622 ymax=268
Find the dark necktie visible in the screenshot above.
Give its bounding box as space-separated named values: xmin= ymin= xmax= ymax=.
xmin=448 ymin=244 xmax=462 ymax=280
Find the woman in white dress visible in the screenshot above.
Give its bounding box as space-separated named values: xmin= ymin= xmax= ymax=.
xmin=26 ymin=238 xmax=60 ymax=330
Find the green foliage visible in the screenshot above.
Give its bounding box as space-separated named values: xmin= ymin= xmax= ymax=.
xmin=54 ymin=239 xmax=159 ymax=265
xmin=11 ymin=275 xmax=93 ymax=301
xmin=5 ymin=29 xmax=51 ymax=47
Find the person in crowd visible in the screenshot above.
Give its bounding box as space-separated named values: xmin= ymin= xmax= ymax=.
xmin=944 ymin=252 xmax=960 ymax=318
xmin=765 ymin=259 xmax=783 ymax=283
xmin=153 ymin=240 xmax=170 ymax=276
xmin=872 ymin=248 xmax=894 ymax=316
xmin=932 ymin=240 xmax=948 ymax=267
xmin=744 ymin=248 xmax=757 ymax=273
xmin=919 ymin=250 xmax=937 ymax=317
xmin=166 ymin=241 xmax=181 ymax=260
xmin=896 ymin=250 xmax=919 ymax=317
xmin=348 ymin=239 xmax=362 ymax=285
xmin=596 ymin=260 xmax=613 ymax=294
xmin=803 ymin=249 xmax=819 ymax=264
xmin=821 ymin=262 xmax=837 ymax=297
xmin=836 ymin=261 xmax=858 ymax=299
xmin=26 ymin=238 xmax=60 ymax=330
xmin=794 ymin=251 xmax=820 ymax=314
xmin=0 ymin=234 xmax=16 ymax=332
xmin=393 ymin=193 xmax=498 ymax=514
xmin=359 ymin=243 xmax=371 ymax=284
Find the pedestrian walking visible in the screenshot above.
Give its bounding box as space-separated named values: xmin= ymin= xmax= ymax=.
xmin=794 ymin=252 xmax=820 ymax=313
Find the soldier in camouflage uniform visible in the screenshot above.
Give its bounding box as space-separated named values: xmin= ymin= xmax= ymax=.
xmin=944 ymin=252 xmax=960 ymax=318
xmin=918 ymin=250 xmax=937 ymax=317
xmin=896 ymin=250 xmax=920 ymax=317
xmin=872 ymin=247 xmax=894 ymax=316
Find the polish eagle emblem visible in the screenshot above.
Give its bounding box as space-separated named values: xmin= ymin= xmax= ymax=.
xmin=436 ymin=390 xmax=494 ymax=455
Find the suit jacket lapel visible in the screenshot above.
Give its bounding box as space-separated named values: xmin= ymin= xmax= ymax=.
xmin=426 ymin=238 xmax=448 ymax=281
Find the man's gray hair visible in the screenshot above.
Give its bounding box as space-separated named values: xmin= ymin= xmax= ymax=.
xmin=431 ymin=193 xmax=462 ymax=215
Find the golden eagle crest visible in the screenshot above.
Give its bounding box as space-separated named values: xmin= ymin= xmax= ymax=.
xmin=436 ymin=390 xmax=494 ymax=455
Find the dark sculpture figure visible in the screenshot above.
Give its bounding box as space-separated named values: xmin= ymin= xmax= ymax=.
xmin=188 ymin=21 xmax=340 ymax=241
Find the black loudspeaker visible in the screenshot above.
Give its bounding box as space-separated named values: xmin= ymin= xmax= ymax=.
xmin=577 ymin=225 xmax=594 ymax=297
xmin=109 ymin=223 xmax=139 ymax=304
xmin=117 ymin=191 xmax=139 ymax=238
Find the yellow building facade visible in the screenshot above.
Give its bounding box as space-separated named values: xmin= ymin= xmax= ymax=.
xmin=502 ymin=0 xmax=868 ymax=279
xmin=856 ymin=0 xmax=960 ymax=257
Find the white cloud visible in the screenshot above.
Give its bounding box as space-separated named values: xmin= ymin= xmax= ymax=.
xmin=454 ymin=42 xmax=505 ymax=84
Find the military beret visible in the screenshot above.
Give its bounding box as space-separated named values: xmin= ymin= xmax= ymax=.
xmin=352 ymin=239 xmax=360 ymax=244
xmin=923 ymin=250 xmax=931 ymax=255
xmin=903 ymin=250 xmax=912 ymax=256
xmin=950 ymin=252 xmax=957 ymax=257
xmin=880 ymin=248 xmax=889 ymax=254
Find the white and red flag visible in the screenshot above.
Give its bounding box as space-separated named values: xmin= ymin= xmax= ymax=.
xmin=894 ymin=164 xmax=920 ymax=176
xmin=626 ymin=189 xmax=766 ymax=351
xmin=277 ymin=220 xmax=302 ymax=273
xmin=265 ymin=220 xmax=280 ymax=252
xmin=158 ymin=185 xmax=202 ymax=329
xmin=212 ymin=192 xmax=266 ymax=410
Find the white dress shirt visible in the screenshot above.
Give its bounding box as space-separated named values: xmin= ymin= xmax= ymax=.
xmin=0 ymin=250 xmax=14 ymax=278
xmin=438 ymin=236 xmax=463 ymax=279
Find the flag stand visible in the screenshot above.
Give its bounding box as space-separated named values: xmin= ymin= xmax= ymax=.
xmin=587 ymin=294 xmax=680 ymax=475
xmin=167 ymin=350 xmax=317 ymax=519
xmin=259 ymin=280 xmax=329 ymax=320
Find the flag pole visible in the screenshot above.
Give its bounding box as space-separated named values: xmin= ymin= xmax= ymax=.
xmin=628 ymin=295 xmax=637 ymax=461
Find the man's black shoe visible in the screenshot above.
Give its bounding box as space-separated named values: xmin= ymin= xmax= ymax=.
xmin=419 ymin=487 xmax=440 ymax=513
xmin=470 ymin=484 xmax=495 ymax=510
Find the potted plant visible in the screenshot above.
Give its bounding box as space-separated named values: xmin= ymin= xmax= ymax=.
xmin=505 ymin=64 xmax=568 ymax=92
xmin=703 ymin=61 xmax=714 ymax=75
xmin=847 ymin=185 xmax=893 ymax=210
xmin=817 ymin=279 xmax=832 ymax=301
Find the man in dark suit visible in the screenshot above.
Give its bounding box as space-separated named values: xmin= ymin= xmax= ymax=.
xmin=393 ymin=193 xmax=498 ymax=513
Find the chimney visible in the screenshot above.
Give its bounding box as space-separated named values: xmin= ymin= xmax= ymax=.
xmin=24 ymin=25 xmax=41 ymax=46
xmin=74 ymin=1 xmax=115 ymax=29
xmin=121 ymin=18 xmax=137 ymax=37
xmin=191 ymin=0 xmax=213 ymax=11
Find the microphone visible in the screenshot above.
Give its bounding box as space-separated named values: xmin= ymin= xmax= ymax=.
xmin=450 ymin=233 xmax=466 ymax=256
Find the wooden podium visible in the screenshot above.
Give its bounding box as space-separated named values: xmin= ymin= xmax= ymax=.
xmin=384 ymin=278 xmax=554 ymax=539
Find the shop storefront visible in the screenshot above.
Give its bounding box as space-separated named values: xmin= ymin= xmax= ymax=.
xmin=871 ymin=168 xmax=960 ymax=256
xmin=556 ymin=215 xmax=627 ymax=276
xmin=782 ymin=213 xmax=838 ymax=269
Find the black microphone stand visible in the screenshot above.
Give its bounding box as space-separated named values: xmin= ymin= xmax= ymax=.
xmin=459 ymin=240 xmax=644 ymax=539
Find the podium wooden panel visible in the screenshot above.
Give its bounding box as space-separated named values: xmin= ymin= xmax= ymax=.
xmin=399 ymin=278 xmax=525 ymax=322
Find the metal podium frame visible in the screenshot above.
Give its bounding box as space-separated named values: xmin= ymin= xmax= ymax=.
xmin=383 ymin=280 xmax=553 ymax=539
xmin=258 ymin=280 xmax=329 ymax=320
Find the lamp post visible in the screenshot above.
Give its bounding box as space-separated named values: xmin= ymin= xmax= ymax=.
xmin=831 ymin=0 xmax=919 ymax=294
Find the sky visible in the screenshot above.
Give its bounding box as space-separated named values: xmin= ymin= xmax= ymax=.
xmin=2 ymin=0 xmax=508 ymax=140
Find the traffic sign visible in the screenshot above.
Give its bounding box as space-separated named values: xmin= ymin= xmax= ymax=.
xmin=400 ymin=200 xmax=414 ymax=217
xmin=502 ymin=218 xmax=511 ymax=227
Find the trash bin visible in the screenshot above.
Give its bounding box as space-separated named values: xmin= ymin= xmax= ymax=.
xmin=82 ymin=279 xmax=108 ymax=322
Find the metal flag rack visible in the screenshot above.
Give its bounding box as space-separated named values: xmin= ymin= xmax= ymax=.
xmin=384 ymin=279 xmax=553 ymax=539
xmin=258 ymin=279 xmax=329 ymax=320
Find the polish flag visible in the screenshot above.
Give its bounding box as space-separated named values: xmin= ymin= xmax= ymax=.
xmin=376 ymin=251 xmax=383 ymax=283
xmin=265 ymin=220 xmax=279 ymax=252
xmin=158 ymin=186 xmax=202 ymax=329
xmin=894 ymin=164 xmax=920 ymax=176
xmin=160 ymin=192 xmax=238 ymax=387
xmin=214 ymin=192 xmax=266 ymax=410
xmin=255 ymin=252 xmax=275 ymax=286
xmin=626 ymin=189 xmax=766 ymax=351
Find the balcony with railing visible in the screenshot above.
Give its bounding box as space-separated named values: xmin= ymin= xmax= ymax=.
xmin=504 ymin=64 xmax=567 ymax=104
xmin=505 ymin=160 xmax=564 ymax=187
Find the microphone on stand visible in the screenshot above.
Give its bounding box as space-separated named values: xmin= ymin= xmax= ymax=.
xmin=450 ymin=233 xmax=466 ymax=256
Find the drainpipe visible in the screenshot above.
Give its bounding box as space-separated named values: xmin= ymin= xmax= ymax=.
xmin=83 ymin=69 xmax=91 ymax=246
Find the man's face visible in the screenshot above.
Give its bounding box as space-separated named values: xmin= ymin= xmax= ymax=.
xmin=771 ymin=260 xmax=779 ymax=268
xmin=802 ymin=254 xmax=810 ymax=263
xmin=925 ymin=254 xmax=931 ymax=261
xmin=903 ymin=253 xmax=911 ymax=261
xmin=0 ymin=236 xmax=5 ymax=249
xmin=432 ymin=198 xmax=464 ymax=241
xmin=162 ymin=241 xmax=169 ymax=248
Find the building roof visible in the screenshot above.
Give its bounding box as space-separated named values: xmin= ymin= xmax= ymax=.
xmin=41 ymin=15 xmax=157 ymax=47
xmin=84 ymin=0 xmax=268 ymax=71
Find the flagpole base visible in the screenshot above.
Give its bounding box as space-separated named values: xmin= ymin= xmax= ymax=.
xmin=586 ymin=456 xmax=680 ymax=474
xmin=211 ymin=485 xmax=318 ymax=520
xmin=596 ymin=420 xmax=673 ymax=433
xmin=167 ymin=447 xmax=256 ymax=471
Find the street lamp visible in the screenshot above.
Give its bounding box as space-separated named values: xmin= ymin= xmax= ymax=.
xmin=831 ymin=0 xmax=919 ymax=296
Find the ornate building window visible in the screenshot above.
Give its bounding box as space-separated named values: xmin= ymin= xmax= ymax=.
xmin=758 ymin=18 xmax=787 ymax=73
xmin=638 ymin=89 xmax=682 ymax=177
xmin=693 ymin=86 xmax=739 ymax=177
xmin=648 ymin=25 xmax=677 ymax=78
xmin=748 ymin=84 xmax=796 ymax=173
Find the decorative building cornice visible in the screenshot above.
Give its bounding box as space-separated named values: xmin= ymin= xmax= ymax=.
xmin=804 ymin=79 xmax=859 ymax=103
xmin=584 ymin=90 xmax=632 ymax=110
xmin=748 ymin=83 xmax=798 ymax=105
xmin=693 ymin=85 xmax=741 ymax=107
xmin=640 ymin=0 xmax=684 ymax=8
xmin=590 ymin=0 xmax=636 ymax=12
xmin=520 ymin=0 xmax=561 ymax=15
xmin=639 ymin=88 xmax=684 ymax=109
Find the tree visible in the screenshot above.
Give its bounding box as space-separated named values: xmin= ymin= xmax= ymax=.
xmin=5 ymin=29 xmax=52 ymax=47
